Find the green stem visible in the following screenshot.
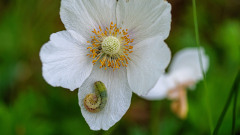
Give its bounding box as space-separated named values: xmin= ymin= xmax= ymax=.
xmin=232 ymin=86 xmax=238 ymax=135
xmin=232 ymin=72 xmax=239 ymax=135
xmin=192 ymin=0 xmax=213 ymax=132
xmin=150 ymin=101 xmax=161 ymax=135
xmin=213 ymin=71 xmax=240 ymax=135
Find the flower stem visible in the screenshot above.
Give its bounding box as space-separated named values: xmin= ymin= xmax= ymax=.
xmin=150 ymin=101 xmax=161 ymax=135
xmin=192 ymin=0 xmax=214 ymax=133
xmin=232 ymin=78 xmax=238 ymax=135
xmin=213 ymin=71 xmax=240 ymax=135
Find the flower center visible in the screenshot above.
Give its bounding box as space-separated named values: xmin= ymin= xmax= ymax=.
xmin=102 ymin=36 xmax=120 ymax=55
xmin=87 ymin=22 xmax=134 ymax=71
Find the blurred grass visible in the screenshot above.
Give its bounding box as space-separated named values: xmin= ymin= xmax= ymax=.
xmin=0 ymin=0 xmax=240 ymax=135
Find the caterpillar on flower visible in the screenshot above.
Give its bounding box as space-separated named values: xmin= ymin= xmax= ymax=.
xmin=84 ymin=81 xmax=107 ymax=113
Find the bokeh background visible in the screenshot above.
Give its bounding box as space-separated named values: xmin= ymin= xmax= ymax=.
xmin=0 ymin=0 xmax=239 ymax=134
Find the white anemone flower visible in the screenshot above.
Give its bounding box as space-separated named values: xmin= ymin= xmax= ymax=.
xmin=142 ymin=47 xmax=209 ymax=118
xmin=40 ymin=0 xmax=171 ymax=130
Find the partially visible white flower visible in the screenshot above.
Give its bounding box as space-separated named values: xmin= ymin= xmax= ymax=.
xmin=142 ymin=47 xmax=209 ymax=119
xmin=167 ymin=47 xmax=209 ymax=90
xmin=40 ymin=0 xmax=172 ymax=130
xmin=142 ymin=75 xmax=171 ymax=100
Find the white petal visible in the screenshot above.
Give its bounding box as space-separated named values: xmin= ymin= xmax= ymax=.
xmin=116 ymin=0 xmax=171 ymax=43
xmin=78 ymin=66 xmax=132 ymax=130
xmin=127 ymin=35 xmax=171 ymax=96
xmin=168 ymin=47 xmax=209 ymax=86
xmin=40 ymin=31 xmax=93 ymax=91
xmin=60 ymin=0 xmax=117 ymax=39
xmin=141 ymin=75 xmax=171 ymax=100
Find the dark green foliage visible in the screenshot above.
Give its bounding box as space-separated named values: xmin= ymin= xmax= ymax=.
xmin=0 ymin=0 xmax=239 ymax=134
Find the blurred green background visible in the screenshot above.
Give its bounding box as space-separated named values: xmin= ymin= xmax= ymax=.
xmin=0 ymin=0 xmax=239 ymax=134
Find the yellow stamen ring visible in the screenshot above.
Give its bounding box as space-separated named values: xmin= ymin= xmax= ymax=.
xmin=87 ymin=22 xmax=134 ymax=71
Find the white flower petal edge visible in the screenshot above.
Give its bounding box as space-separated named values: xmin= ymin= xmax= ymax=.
xmin=78 ymin=66 xmax=132 ymax=130
xmin=40 ymin=30 xmax=93 ymax=91
xmin=141 ymin=75 xmax=171 ymax=100
xmin=142 ymin=47 xmax=209 ymax=100
xmin=116 ymin=0 xmax=171 ymax=43
xmin=127 ymin=35 xmax=171 ymax=96
xmin=168 ymin=47 xmax=209 ymax=88
xmin=60 ymin=0 xmax=117 ymax=40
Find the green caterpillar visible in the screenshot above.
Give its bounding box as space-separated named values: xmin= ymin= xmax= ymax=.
xmin=84 ymin=81 xmax=107 ymax=113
